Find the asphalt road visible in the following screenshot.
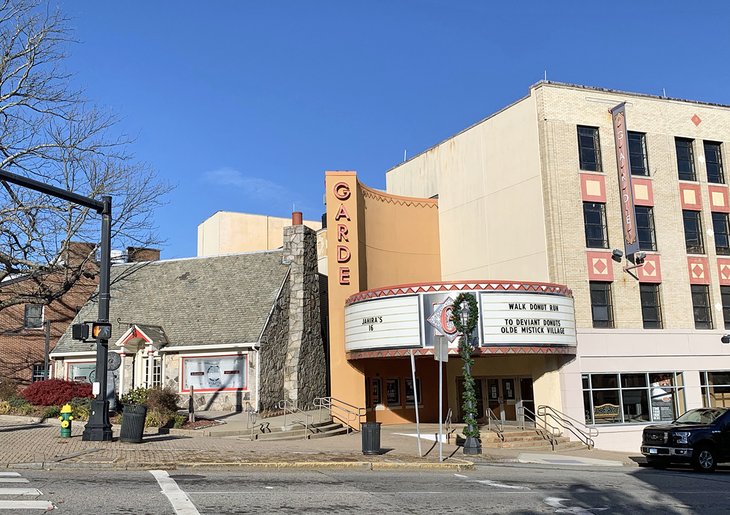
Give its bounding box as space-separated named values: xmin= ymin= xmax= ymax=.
xmin=3 ymin=463 xmax=730 ymax=514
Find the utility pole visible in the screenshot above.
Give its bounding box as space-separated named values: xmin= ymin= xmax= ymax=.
xmin=0 ymin=169 xmax=113 ymax=441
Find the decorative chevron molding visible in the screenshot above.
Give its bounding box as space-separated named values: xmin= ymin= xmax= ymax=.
xmin=358 ymin=182 xmax=438 ymax=209
xmin=345 ymin=280 xmax=573 ymax=306
xmin=347 ymin=345 xmax=577 ymax=360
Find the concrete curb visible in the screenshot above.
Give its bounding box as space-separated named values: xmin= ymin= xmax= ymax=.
xmin=2 ymin=459 xmax=475 ymax=472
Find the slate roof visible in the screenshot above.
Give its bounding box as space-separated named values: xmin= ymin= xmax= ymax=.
xmin=52 ymin=250 xmax=289 ymax=354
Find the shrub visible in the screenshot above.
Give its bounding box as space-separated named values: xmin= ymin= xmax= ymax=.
xmin=0 ymin=377 xmax=18 ymax=401
xmin=42 ymin=406 xmax=61 ymax=419
xmin=146 ymin=387 xmax=180 ymax=412
xmin=20 ymin=379 xmax=93 ymax=406
xmin=69 ymin=397 xmax=92 ymax=421
xmin=173 ymin=414 xmax=186 ymax=429
xmin=120 ymin=387 xmax=149 ymax=406
xmin=0 ymin=400 xmax=10 ymax=415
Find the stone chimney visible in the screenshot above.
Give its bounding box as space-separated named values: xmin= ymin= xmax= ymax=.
xmin=281 ymin=223 xmax=326 ymax=407
xmin=126 ymin=247 xmax=161 ymax=263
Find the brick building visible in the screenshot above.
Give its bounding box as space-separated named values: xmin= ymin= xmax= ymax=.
xmin=0 ymin=243 xmax=98 ymax=385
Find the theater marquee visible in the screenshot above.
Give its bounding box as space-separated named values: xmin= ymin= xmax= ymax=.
xmin=344 ymin=281 xmax=576 ymax=353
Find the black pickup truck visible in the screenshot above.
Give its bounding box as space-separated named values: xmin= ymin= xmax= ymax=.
xmin=641 ymin=407 xmax=730 ymax=471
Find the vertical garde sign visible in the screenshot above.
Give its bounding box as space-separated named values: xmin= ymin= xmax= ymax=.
xmin=610 ymin=103 xmax=640 ymax=262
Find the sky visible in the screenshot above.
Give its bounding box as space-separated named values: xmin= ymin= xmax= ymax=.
xmin=60 ymin=1 xmax=730 ymax=259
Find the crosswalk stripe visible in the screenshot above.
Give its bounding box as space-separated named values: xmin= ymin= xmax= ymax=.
xmin=0 ymin=478 xmax=29 ymax=483
xmin=0 ymin=473 xmax=21 ymax=477
xmin=0 ymin=488 xmax=42 ymax=496
xmin=0 ymin=500 xmax=54 ymax=509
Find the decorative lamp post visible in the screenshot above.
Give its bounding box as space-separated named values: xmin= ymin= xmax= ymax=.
xmin=451 ymin=292 xmax=481 ymax=455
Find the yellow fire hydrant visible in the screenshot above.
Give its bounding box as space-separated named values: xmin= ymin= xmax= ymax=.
xmin=58 ymin=404 xmax=73 ymax=438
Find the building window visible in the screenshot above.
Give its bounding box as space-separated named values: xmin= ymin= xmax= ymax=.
xmin=635 ymin=206 xmax=657 ymax=251
xmin=676 ymin=137 xmax=696 ymax=181
xmin=712 ymin=212 xmax=730 ymax=255
xmin=701 ymin=371 xmax=730 ymax=408
xmin=640 ymin=283 xmax=663 ymax=329
xmin=23 ymin=304 xmax=43 ymax=329
xmin=32 ymin=363 xmax=47 ymax=382
xmin=589 ymin=281 xmax=613 ymax=328
xmin=151 ymin=356 xmax=163 ymax=387
xmin=691 ymin=284 xmax=713 ymax=329
xmin=405 ymin=378 xmax=422 ymax=407
xmin=683 ymin=210 xmax=704 ymax=254
xmin=704 ymin=141 xmax=725 ymax=184
xmin=577 ymin=126 xmax=601 ymax=172
xmin=628 ymin=131 xmax=649 ymax=176
xmin=722 ymin=286 xmax=730 ymax=330
xmin=583 ymin=202 xmax=609 ymax=249
xmin=582 ymin=372 xmax=685 ymax=425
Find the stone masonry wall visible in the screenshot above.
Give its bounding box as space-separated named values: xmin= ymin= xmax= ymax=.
xmin=257 ymin=275 xmax=290 ymax=412
xmin=282 ymin=225 xmax=327 ymax=408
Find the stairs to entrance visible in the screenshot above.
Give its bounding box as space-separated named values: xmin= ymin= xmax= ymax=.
xmin=478 ymin=425 xmax=587 ymax=451
xmin=239 ymin=419 xmax=350 ymax=442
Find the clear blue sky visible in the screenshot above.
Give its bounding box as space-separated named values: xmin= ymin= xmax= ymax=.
xmin=62 ymin=1 xmax=730 ymax=259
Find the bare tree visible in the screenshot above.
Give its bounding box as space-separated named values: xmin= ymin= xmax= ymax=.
xmin=0 ymin=0 xmax=170 ymax=312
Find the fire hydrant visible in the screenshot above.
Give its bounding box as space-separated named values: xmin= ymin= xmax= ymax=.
xmin=58 ymin=404 xmax=73 ymax=438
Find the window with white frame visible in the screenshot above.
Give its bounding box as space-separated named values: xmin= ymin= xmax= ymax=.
xmin=582 ymin=372 xmax=685 ymax=425
xmin=24 ymin=304 xmax=43 ymax=329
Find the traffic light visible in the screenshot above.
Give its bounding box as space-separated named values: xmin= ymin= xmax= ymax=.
xmin=72 ymin=323 xmax=89 ymax=341
xmin=92 ymin=322 xmax=112 ymax=340
xmin=71 ymin=321 xmax=112 ymax=341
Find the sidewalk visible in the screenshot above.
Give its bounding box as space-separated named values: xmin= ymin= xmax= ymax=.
xmin=0 ymin=413 xmax=640 ymax=471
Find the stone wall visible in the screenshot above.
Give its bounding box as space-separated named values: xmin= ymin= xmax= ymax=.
xmin=257 ymin=275 xmax=290 ymax=411
xmin=282 ymin=225 xmax=327 ymax=408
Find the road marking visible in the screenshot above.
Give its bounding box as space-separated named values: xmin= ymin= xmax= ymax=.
xmin=0 ymin=500 xmax=54 ymax=510
xmin=454 ymin=473 xmax=529 ymax=490
xmin=0 ymin=488 xmax=42 ymax=496
xmin=0 ymin=478 xmax=29 ymax=483
xmin=544 ymin=497 xmax=608 ymax=514
xmin=150 ymin=470 xmax=200 ymax=515
xmin=474 ymin=479 xmax=529 ymax=490
xmin=0 ymin=472 xmax=21 ymax=477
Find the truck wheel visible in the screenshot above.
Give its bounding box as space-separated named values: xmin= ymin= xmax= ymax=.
xmin=692 ymin=446 xmax=717 ymax=472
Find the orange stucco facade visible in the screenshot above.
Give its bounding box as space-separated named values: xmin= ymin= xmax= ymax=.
xmin=325 ymin=171 xmax=440 ymax=423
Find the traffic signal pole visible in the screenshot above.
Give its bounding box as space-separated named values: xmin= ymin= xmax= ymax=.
xmin=0 ymin=169 xmax=113 ymax=441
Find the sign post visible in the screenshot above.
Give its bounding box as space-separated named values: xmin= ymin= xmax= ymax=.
xmin=434 ymin=337 xmax=449 ymax=462
xmin=409 ymin=349 xmax=422 ymax=457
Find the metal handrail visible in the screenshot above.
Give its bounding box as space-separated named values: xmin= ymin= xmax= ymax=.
xmin=518 ymin=405 xmax=561 ymax=450
xmin=277 ymin=400 xmax=314 ymax=440
xmin=313 ymin=396 xmax=366 ymax=434
xmin=538 ymin=405 xmax=598 ymax=449
xmin=485 ymin=407 xmax=504 ymax=441
xmin=444 ymin=408 xmax=455 ymax=443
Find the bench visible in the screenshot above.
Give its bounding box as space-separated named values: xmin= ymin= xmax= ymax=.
xmin=593 ymin=403 xmax=620 ymax=422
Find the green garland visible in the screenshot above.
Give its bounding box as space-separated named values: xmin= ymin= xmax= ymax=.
xmin=450 ymin=293 xmax=480 ymax=439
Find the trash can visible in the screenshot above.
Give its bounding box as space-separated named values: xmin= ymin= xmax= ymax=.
xmin=361 ymin=421 xmax=381 ymax=455
xmin=120 ymin=404 xmax=147 ymax=443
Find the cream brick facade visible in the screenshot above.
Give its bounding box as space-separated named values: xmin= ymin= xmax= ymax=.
xmin=387 ymin=82 xmax=730 ymax=451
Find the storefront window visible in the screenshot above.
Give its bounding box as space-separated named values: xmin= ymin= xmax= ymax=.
xmin=701 ymin=371 xmax=730 ymax=408
xmin=583 ymin=372 xmax=684 ymax=425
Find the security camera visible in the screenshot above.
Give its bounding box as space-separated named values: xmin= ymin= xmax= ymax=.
xmin=634 ymin=251 xmax=646 ymax=265
xmin=611 ymin=249 xmax=624 ymax=263
xmin=722 ymin=334 xmax=730 ymax=344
